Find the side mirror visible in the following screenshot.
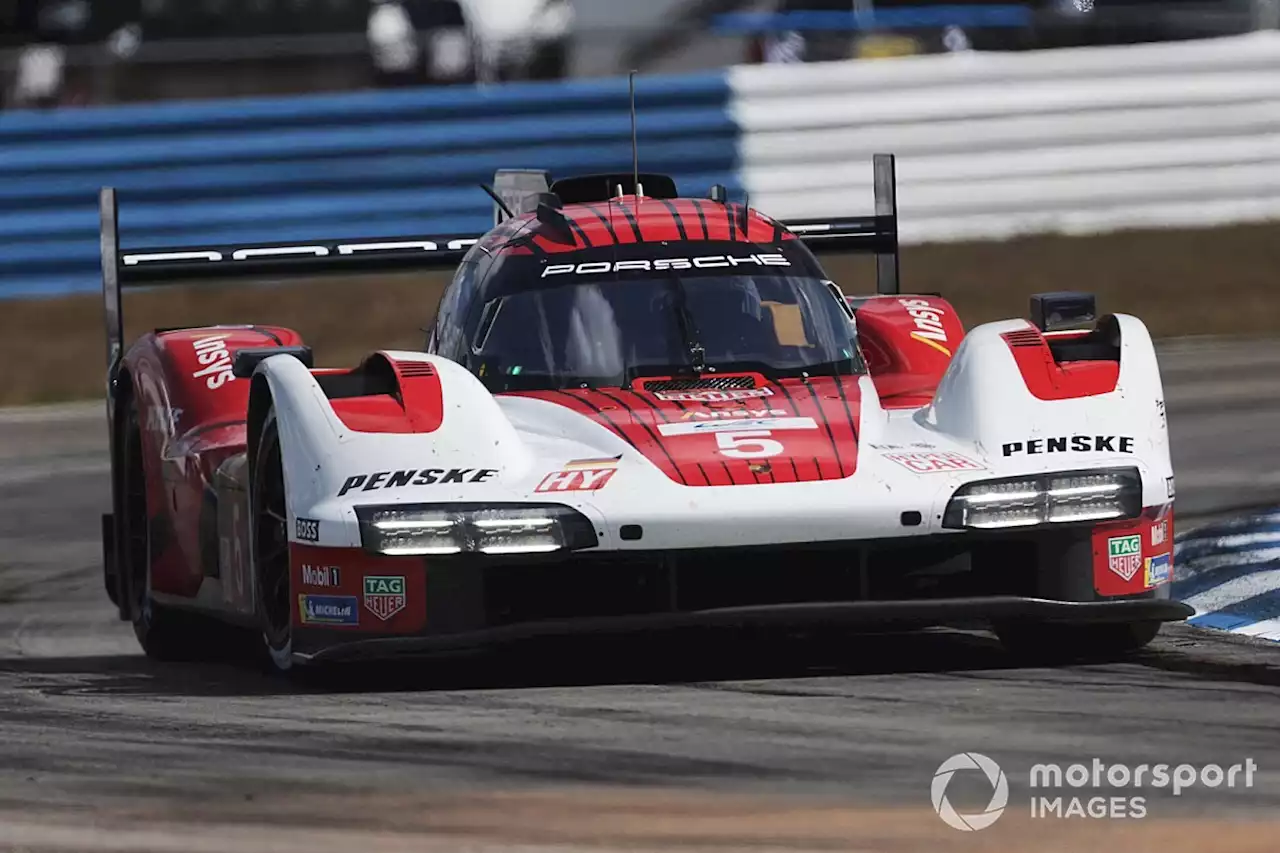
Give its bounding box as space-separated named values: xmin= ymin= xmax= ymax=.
xmin=232 ymin=346 xmax=314 ymax=379
xmin=1030 ymin=291 xmax=1096 ymax=332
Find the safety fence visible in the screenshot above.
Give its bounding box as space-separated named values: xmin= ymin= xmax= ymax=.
xmin=4 ymin=32 xmax=1280 ymax=298
xmin=732 ymin=31 xmax=1280 ymax=243
xmin=0 ymin=73 xmax=737 ymax=297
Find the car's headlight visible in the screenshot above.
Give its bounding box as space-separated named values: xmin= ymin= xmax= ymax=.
xmin=355 ymin=503 xmax=598 ymax=556
xmin=943 ymin=467 xmax=1142 ymax=530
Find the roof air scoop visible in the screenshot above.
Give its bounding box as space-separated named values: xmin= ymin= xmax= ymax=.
xmin=490 ymin=170 xmax=677 ymax=220
xmin=552 ymin=173 xmax=678 ymax=204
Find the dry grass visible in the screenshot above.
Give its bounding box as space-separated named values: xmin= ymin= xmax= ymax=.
xmin=2 ymin=221 xmax=1278 ymax=406
xmin=3 ymin=787 xmax=1278 ymax=852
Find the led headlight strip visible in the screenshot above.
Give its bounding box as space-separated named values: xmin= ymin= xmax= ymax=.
xmin=943 ymin=467 xmax=1142 ymax=530
xmin=355 ymin=503 xmax=598 ymax=556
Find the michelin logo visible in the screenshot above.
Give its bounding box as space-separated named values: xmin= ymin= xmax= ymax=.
xmin=298 ymin=595 xmax=358 ymax=626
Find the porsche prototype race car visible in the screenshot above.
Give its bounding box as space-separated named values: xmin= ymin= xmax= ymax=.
xmin=97 ymin=154 xmax=1190 ymax=672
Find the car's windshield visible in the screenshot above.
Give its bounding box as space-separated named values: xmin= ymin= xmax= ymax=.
xmin=466 ymin=274 xmax=862 ymax=391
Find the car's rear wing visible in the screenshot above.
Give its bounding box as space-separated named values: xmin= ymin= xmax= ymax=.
xmin=100 ymin=154 xmax=899 ymax=375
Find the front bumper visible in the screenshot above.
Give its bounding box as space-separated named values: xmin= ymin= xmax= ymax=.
xmin=299 ymin=596 xmax=1192 ymax=663
xmin=290 ymin=521 xmax=1186 ymax=663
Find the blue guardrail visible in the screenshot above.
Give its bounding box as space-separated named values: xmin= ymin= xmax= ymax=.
xmin=0 ymin=71 xmax=739 ymax=299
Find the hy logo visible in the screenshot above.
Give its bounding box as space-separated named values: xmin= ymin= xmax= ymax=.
xmin=932 ymin=752 xmax=1009 ymax=832
xmin=363 ymin=575 xmax=406 ymax=621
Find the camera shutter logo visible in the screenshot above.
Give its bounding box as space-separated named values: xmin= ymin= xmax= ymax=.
xmin=932 ymin=752 xmax=1009 ymax=831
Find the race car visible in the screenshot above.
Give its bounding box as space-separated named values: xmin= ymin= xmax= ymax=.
xmin=97 ymin=154 xmax=1190 ymax=673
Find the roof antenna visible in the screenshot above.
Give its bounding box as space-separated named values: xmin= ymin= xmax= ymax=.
xmin=629 ymin=69 xmax=643 ymax=198
xmin=479 ymin=183 xmax=514 ymax=220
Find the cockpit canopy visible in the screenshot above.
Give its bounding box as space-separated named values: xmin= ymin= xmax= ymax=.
xmin=460 ymin=242 xmax=863 ymax=392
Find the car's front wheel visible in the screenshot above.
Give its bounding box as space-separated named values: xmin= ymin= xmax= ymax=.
xmin=251 ymin=408 xmax=294 ymax=673
xmin=994 ymin=620 xmax=1162 ymax=662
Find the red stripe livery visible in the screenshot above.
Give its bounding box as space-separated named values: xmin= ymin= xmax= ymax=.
xmin=507 ymin=376 xmax=861 ymax=486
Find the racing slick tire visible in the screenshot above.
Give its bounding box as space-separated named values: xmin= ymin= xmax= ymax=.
xmin=993 ymin=620 xmax=1161 ymax=662
xmin=121 ymin=396 xmax=215 ymax=662
xmin=251 ymin=408 xmax=295 ymax=674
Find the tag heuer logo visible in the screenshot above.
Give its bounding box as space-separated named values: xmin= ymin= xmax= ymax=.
xmin=363 ymin=575 xmax=406 ymax=621
xmin=1107 ymin=534 xmax=1143 ymax=581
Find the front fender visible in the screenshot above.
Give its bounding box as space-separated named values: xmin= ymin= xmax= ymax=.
xmin=920 ymin=314 xmax=1171 ymax=506
xmin=251 ymin=351 xmax=536 ymax=528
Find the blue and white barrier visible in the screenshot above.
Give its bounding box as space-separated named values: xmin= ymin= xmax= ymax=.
xmin=1173 ymin=511 xmax=1280 ymax=642
xmin=0 ymin=73 xmax=738 ymax=298
xmin=3 ymin=31 xmax=1280 ymax=298
xmin=729 ymin=31 xmax=1280 ymax=241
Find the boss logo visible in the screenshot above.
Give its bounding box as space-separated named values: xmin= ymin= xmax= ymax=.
xmin=295 ymin=517 xmax=320 ymax=542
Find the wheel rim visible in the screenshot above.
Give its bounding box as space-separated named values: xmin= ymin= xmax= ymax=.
xmin=255 ymin=427 xmax=292 ymax=653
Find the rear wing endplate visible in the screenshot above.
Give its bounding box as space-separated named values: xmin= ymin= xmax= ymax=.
xmin=782 ymin=153 xmax=899 ymax=297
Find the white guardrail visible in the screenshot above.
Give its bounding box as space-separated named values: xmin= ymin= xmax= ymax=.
xmin=731 ymin=32 xmax=1280 ymax=243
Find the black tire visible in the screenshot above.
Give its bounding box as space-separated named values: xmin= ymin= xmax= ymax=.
xmin=994 ymin=620 xmax=1162 ymax=663
xmin=121 ymin=398 xmax=213 ymax=661
xmin=251 ymin=408 xmax=294 ymax=673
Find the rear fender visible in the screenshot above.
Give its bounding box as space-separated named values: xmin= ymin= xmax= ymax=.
xmin=115 ymin=325 xmax=305 ymax=598
xmin=854 ymin=294 xmax=963 ymax=408
xmin=147 ymin=325 xmax=305 ymax=437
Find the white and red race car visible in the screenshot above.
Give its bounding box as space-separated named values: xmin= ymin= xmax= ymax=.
xmin=98 ymin=155 xmax=1188 ymax=672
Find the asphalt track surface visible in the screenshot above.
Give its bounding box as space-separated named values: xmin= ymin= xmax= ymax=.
xmin=1 ymin=337 xmax=1278 ymax=851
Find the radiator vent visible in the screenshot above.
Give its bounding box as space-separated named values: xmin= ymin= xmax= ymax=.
xmin=1002 ymin=329 xmax=1044 ymax=348
xmin=640 ymin=376 xmax=756 ymax=393
xmin=397 ymin=361 xmax=437 ymax=378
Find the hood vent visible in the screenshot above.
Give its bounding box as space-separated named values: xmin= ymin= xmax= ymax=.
xmin=640 ymin=376 xmax=757 ymax=394
xmin=396 ymin=361 xmax=437 ymax=378
xmin=1002 ymin=329 xmax=1044 ymax=348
